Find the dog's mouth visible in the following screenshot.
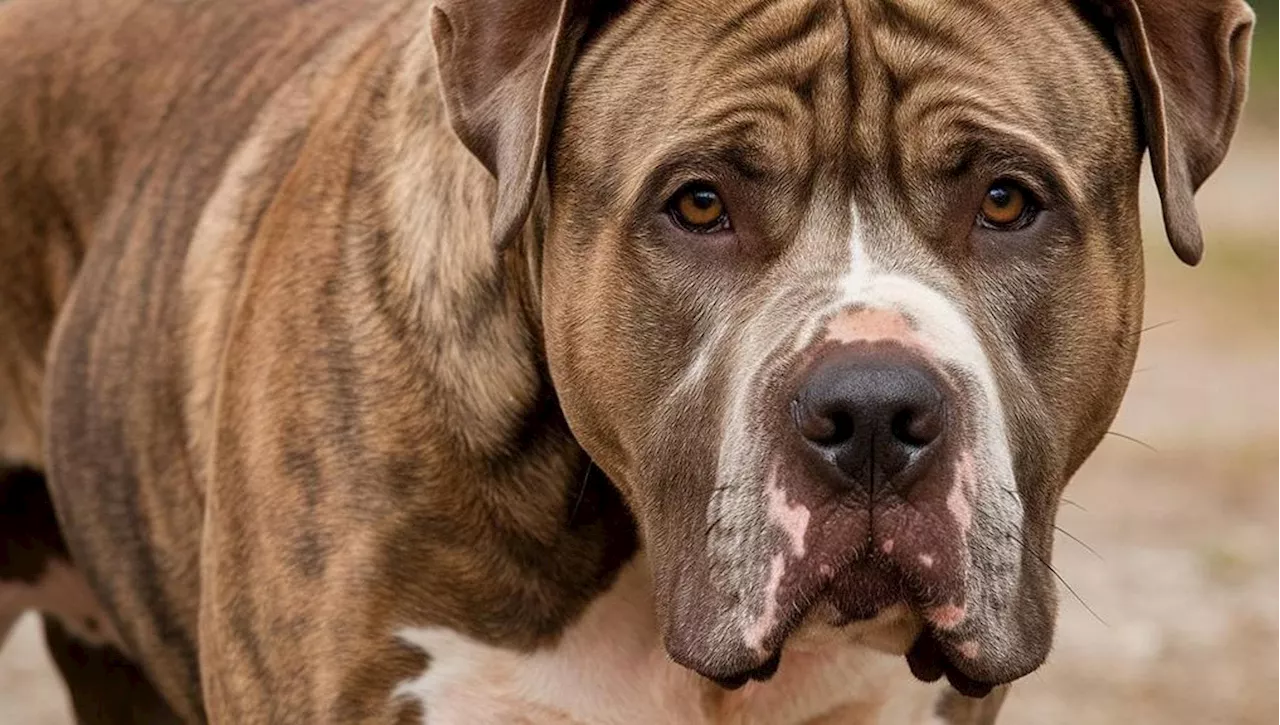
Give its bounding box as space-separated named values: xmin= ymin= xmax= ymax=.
xmin=691 ymin=554 xmax=1001 ymax=697
xmin=703 ymin=611 xmax=998 ymax=700
xmin=660 ymin=438 xmax=1044 ymax=699
xmin=706 ymin=618 xmax=997 ymax=700
xmin=828 ymin=557 xmax=998 ymax=698
xmin=706 ymin=650 xmax=783 ymax=690
xmin=710 ymin=629 xmax=996 ymax=699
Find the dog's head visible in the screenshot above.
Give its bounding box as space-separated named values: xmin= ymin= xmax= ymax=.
xmin=431 ymin=0 xmax=1252 ymax=696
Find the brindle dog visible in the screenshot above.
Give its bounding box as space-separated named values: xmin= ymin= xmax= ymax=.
xmin=0 ymin=0 xmax=1252 ymax=723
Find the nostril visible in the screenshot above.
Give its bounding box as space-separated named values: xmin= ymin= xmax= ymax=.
xmin=821 ymin=410 xmax=855 ymax=445
xmin=891 ymin=405 xmax=942 ymax=447
xmin=793 ymin=399 xmax=855 ymax=446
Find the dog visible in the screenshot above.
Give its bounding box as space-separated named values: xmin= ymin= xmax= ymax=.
xmin=0 ymin=0 xmax=1253 ymax=722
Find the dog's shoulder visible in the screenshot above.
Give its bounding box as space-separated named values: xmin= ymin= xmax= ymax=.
xmin=0 ymin=0 xmax=396 ymax=219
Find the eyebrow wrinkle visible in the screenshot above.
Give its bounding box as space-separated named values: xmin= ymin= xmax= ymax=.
xmin=838 ymin=0 xmax=858 ymax=132
xmin=736 ymin=2 xmax=833 ymax=59
xmin=721 ymin=0 xmax=777 ymax=36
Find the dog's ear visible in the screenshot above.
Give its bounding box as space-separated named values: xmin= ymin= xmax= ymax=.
xmin=1088 ymin=0 xmax=1254 ymax=265
xmin=431 ymin=0 xmax=597 ymax=253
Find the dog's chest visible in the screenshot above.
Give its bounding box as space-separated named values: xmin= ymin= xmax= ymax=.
xmin=393 ymin=560 xmax=946 ymax=725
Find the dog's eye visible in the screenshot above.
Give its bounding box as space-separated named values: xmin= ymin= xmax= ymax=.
xmin=978 ymin=181 xmax=1037 ymax=230
xmin=668 ymin=183 xmax=730 ymax=233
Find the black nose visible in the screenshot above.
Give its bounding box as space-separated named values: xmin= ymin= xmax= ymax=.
xmin=792 ymin=354 xmax=946 ymax=493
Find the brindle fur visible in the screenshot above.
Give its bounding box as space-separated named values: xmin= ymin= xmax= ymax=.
xmin=0 ymin=0 xmax=1251 ymax=723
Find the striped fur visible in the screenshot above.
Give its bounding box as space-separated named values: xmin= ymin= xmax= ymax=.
xmin=0 ymin=0 xmax=1250 ymax=722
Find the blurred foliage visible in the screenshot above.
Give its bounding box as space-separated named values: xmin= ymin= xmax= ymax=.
xmin=1247 ymin=1 xmax=1277 ymax=125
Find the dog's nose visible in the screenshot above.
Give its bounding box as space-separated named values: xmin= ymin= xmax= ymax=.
xmin=792 ymin=354 xmax=945 ymax=492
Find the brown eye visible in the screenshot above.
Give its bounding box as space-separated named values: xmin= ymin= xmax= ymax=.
xmin=669 ymin=183 xmax=730 ymax=232
xmin=978 ymin=181 xmax=1036 ymax=229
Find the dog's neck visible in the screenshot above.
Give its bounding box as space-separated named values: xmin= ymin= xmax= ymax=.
xmin=376 ymin=18 xmax=547 ymax=453
xmin=337 ymin=13 xmax=638 ymax=647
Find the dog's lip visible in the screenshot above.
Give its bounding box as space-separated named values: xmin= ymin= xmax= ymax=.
xmin=696 ymin=554 xmax=1007 ymax=694
xmin=905 ymin=629 xmax=997 ymax=699
xmin=707 ymin=649 xmax=783 ymax=690
xmin=690 ymin=557 xmax=912 ymax=688
xmin=735 ymin=553 xmax=907 ymax=658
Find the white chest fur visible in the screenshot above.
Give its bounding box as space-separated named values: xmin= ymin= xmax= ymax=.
xmin=392 ymin=558 xmax=948 ymax=725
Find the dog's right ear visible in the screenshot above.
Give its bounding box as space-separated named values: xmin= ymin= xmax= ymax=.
xmin=431 ymin=0 xmax=597 ymax=254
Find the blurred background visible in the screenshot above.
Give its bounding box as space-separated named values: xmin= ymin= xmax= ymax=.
xmin=0 ymin=5 xmax=1275 ymax=725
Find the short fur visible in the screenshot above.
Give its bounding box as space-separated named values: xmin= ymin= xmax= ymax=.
xmin=0 ymin=0 xmax=1251 ymax=723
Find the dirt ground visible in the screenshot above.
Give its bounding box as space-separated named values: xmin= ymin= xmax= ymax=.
xmin=1 ymin=102 xmax=1275 ymax=725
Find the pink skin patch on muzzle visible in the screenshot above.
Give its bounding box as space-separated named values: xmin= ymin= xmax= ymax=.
xmin=947 ymin=451 xmax=977 ymax=533
xmin=744 ymin=553 xmax=786 ymax=657
xmin=744 ymin=464 xmax=813 ymax=656
xmin=765 ymin=462 xmax=810 ymax=559
xmin=926 ymin=603 xmax=967 ymax=631
xmin=823 ymin=308 xmax=916 ymax=347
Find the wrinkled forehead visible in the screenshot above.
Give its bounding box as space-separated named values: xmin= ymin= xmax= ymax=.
xmin=561 ymin=0 xmax=1131 ymax=213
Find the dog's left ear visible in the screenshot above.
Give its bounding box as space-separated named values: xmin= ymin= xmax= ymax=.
xmin=1087 ymin=0 xmax=1254 ymax=265
xmin=430 ymin=0 xmax=598 ymax=253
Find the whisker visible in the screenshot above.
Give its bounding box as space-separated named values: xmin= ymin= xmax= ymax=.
xmin=1010 ymin=490 xmax=1091 ymax=517
xmin=1060 ymin=498 xmax=1088 ymax=513
xmin=1128 ymin=319 xmax=1177 ymax=339
xmin=568 ymin=462 xmax=593 ymax=525
xmin=1054 ymin=524 xmax=1103 ymax=561
xmin=1011 ymin=532 xmax=1107 ymax=626
xmin=1106 ymin=430 xmax=1159 ymax=453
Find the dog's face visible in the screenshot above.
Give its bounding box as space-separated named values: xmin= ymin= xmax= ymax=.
xmin=540 ymin=0 xmax=1146 ymax=694
xmin=434 ymin=0 xmax=1252 ymax=697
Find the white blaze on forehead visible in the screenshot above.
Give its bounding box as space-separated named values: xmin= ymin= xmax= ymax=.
xmin=847 ymin=202 xmax=871 ymax=284
xmin=786 ymin=204 xmax=875 ymax=351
